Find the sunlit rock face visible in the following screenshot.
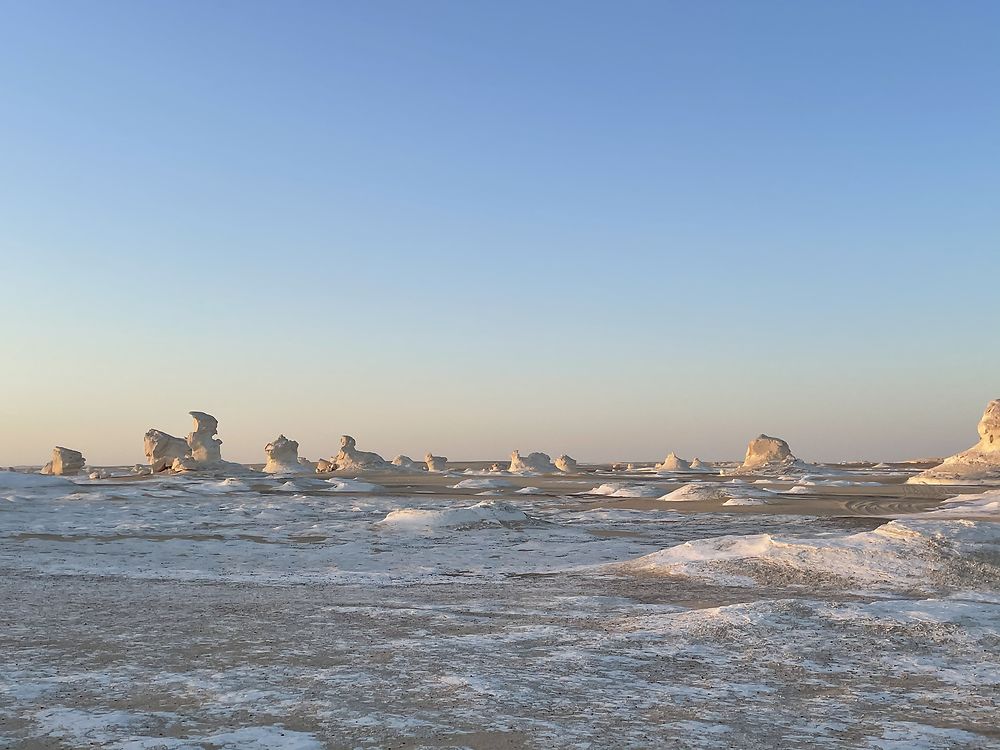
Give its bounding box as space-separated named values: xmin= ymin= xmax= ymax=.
xmin=187 ymin=411 xmax=223 ymax=465
xmin=656 ymin=452 xmax=691 ymax=471
xmin=263 ymin=435 xmax=306 ymax=474
xmin=741 ymin=435 xmax=794 ymax=471
xmin=910 ymin=399 xmax=1000 ymax=484
xmin=690 ymin=458 xmax=710 ymax=470
xmin=332 ymin=435 xmax=388 ymax=471
xmin=40 ymin=447 xmax=86 ymax=476
xmin=144 ymin=429 xmax=189 ymax=473
xmin=425 ymin=453 xmax=448 ymax=472
xmin=554 ymin=454 xmax=579 ymax=473
xmin=315 ymin=459 xmax=335 ymax=473
xmin=508 ymin=450 xmax=555 ymax=473
xmin=392 ymin=455 xmax=418 ymax=469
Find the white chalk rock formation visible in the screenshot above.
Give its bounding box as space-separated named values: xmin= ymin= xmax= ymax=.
xmin=170 ymin=455 xmax=201 ymax=472
xmin=739 ymin=435 xmax=796 ymax=471
xmin=909 ymin=399 xmax=1000 ymax=485
xmin=391 ymin=455 xmax=418 ymax=469
xmin=508 ymin=450 xmax=556 ymax=473
xmin=690 ymin=458 xmax=709 ymax=470
xmin=263 ymin=435 xmax=308 ymax=474
xmin=489 ymin=463 xmax=504 ymax=473
xmin=40 ymin=447 xmax=86 ymax=476
xmin=655 ymin=452 xmax=692 ymax=471
xmin=554 ymin=454 xmax=579 ymax=472
xmin=298 ymin=457 xmax=317 ymax=471
xmin=332 ymin=435 xmax=388 ymax=472
xmin=315 ymin=458 xmax=335 ymax=473
xmin=425 ymin=453 xmax=448 ymax=472
xmin=187 ymin=411 xmax=223 ymax=464
xmin=144 ymin=429 xmax=189 ymax=472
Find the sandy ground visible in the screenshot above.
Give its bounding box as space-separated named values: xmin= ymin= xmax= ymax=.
xmin=2 ymin=464 xmax=998 ymax=748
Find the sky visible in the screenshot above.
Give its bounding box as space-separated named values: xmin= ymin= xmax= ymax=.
xmin=1 ymin=0 xmax=998 ymax=466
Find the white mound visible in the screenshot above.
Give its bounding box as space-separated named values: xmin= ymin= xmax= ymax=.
xmin=587 ymin=482 xmax=666 ymax=498
xmin=377 ymin=500 xmax=531 ymax=531
xmin=450 ymin=478 xmax=514 ymax=490
xmin=655 ymin=452 xmax=691 ymax=471
xmin=325 ymin=478 xmax=382 ymax=493
xmin=617 ymin=518 xmax=1000 ymax=589
xmin=911 ymin=490 xmax=1000 ymax=519
xmin=909 ymin=399 xmax=1000 ymax=485
xmin=658 ymin=482 xmax=775 ymax=504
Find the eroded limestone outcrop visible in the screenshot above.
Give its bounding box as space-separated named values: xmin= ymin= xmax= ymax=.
xmin=909 ymin=399 xmax=1000 ymax=484
xmin=263 ymin=434 xmax=308 ymax=474
xmin=40 ymin=446 xmax=86 ymax=476
xmin=509 ymin=450 xmax=555 ymax=473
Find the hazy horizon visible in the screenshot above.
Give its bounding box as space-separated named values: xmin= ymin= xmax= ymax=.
xmin=3 ymin=1 xmax=999 ymax=466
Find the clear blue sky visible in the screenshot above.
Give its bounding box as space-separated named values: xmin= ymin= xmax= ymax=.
xmin=1 ymin=1 xmax=998 ymax=465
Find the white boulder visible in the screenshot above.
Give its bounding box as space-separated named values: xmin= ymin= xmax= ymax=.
xmin=263 ymin=435 xmax=307 ymax=474
xmin=909 ymin=399 xmax=1000 ymax=484
xmin=554 ymin=454 xmax=579 ymax=472
xmin=144 ymin=429 xmax=188 ymax=472
xmin=40 ymin=446 xmax=86 ymax=476
xmin=315 ymin=458 xmax=335 ymax=473
xmin=508 ymin=450 xmax=555 ymax=473
xmin=331 ymin=435 xmax=388 ymax=472
xmin=425 ymin=452 xmax=448 ymax=472
xmin=739 ymin=435 xmax=796 ymax=471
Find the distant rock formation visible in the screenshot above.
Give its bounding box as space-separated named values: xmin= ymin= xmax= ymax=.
xmin=690 ymin=458 xmax=710 ymax=470
xmin=40 ymin=446 xmax=86 ymax=476
xmin=392 ymin=455 xmax=418 ymax=469
xmin=186 ymin=411 xmax=223 ymax=465
xmin=740 ymin=435 xmax=795 ymax=471
xmin=909 ymin=399 xmax=1000 ymax=484
xmin=488 ymin=463 xmax=504 ymax=473
xmin=263 ymin=435 xmax=307 ymax=474
xmin=655 ymin=452 xmax=691 ymax=471
xmin=331 ymin=435 xmax=388 ymax=472
xmin=297 ymin=457 xmax=317 ymax=472
xmin=508 ymin=450 xmax=555 ymax=473
xmin=315 ymin=458 xmax=335 ymax=473
xmin=144 ymin=429 xmax=189 ymax=472
xmin=425 ymin=453 xmax=448 ymax=472
xmin=554 ymin=454 xmax=579 ymax=472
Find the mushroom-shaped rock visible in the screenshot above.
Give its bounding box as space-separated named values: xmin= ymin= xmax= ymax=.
xmin=508 ymin=450 xmax=556 ymax=473
xmin=263 ymin=435 xmax=307 ymax=474
xmin=144 ymin=429 xmax=189 ymax=473
xmin=187 ymin=411 xmax=223 ymax=465
xmin=740 ymin=435 xmax=794 ymax=471
xmin=425 ymin=453 xmax=448 ymax=472
xmin=40 ymin=447 xmax=86 ymax=476
xmin=655 ymin=452 xmax=691 ymax=471
xmin=909 ymin=399 xmax=1000 ymax=484
xmin=554 ymin=454 xmax=579 ymax=473
xmin=332 ymin=435 xmax=388 ymax=472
